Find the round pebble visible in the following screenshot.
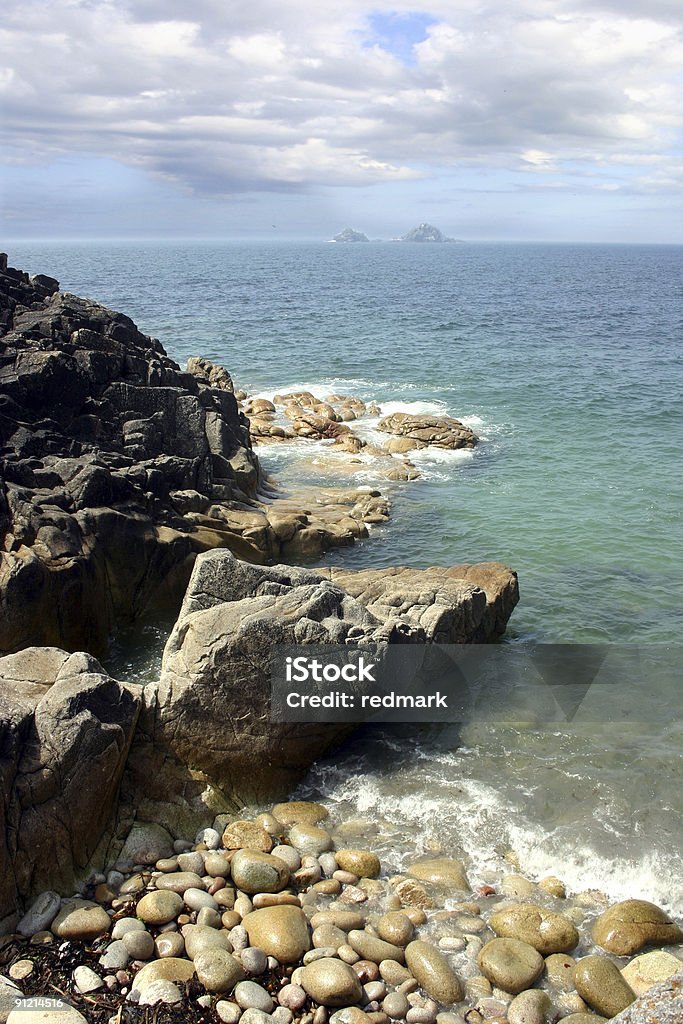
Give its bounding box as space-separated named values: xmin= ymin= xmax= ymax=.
xmin=279 ymin=984 xmax=307 ymax=1011
xmin=242 ymin=947 xmax=268 ymax=975
xmin=122 ymin=929 xmax=155 ymax=960
xmin=235 ymin=980 xmax=275 ymax=1012
xmin=383 ymin=992 xmax=410 ymax=1020
xmin=155 ymin=932 xmax=186 ymax=958
xmin=137 ymin=890 xmax=183 ymax=925
xmin=194 ymin=949 xmax=246 ymax=993
xmin=139 ymin=980 xmax=183 ymax=1005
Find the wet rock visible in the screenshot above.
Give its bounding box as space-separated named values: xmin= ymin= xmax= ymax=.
xmin=609 ymin=970 xmax=683 ymax=1024
xmin=545 ymin=953 xmax=577 ymax=991
xmin=489 ymin=904 xmax=579 ymax=954
xmin=620 ymin=950 xmax=683 ymax=995
xmin=406 ymin=859 xmax=469 ymax=893
xmin=591 ymin=900 xmax=683 ymax=956
xmin=404 ymin=940 xmax=464 ymax=1004
xmin=377 ymin=913 xmax=414 ymax=947
xmin=349 ymin=931 xmax=406 ymax=965
xmin=301 ymin=957 xmax=364 ymax=1007
xmin=242 ymin=906 xmax=311 ymax=963
xmin=231 ymin=850 xmax=290 ymax=894
xmin=478 ymin=938 xmax=545 ymax=994
xmin=336 ymin=850 xmax=381 ymax=879
xmin=291 ymin=825 xmax=334 ymax=857
xmin=573 ymin=955 xmax=636 ymax=1018
xmin=223 ymin=820 xmax=274 ymax=852
xmin=376 ymin=414 xmax=478 ymax=451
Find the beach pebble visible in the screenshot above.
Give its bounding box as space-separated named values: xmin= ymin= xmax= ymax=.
xmin=156 ymin=857 xmax=179 ymax=873
xmin=380 ymin=960 xmax=412 ymax=986
xmin=112 ymin=917 xmax=146 ymax=939
xmin=185 ymin=923 xmax=234 ymax=960
xmin=230 ymin=925 xmax=250 ymax=951
xmin=301 ymin=957 xmax=364 ymax=1006
xmin=17 ymin=891 xmax=61 ymax=937
xmin=9 ymin=960 xmax=34 ymax=981
xmin=315 ymin=880 xmax=343 ymax=896
xmin=197 ymin=827 xmax=222 ymax=850
xmin=217 ymin=1001 xmax=244 ymax=1023
xmin=556 ymin=1016 xmax=607 ymax=1024
xmin=197 ymin=906 xmax=223 ymax=928
xmin=320 ymin=853 xmax=338 ymax=876
xmin=231 ymin=850 xmax=290 ymax=894
xmin=132 ymin=956 xmax=196 ymax=994
xmin=335 ymin=870 xmax=361 ymax=886
xmin=545 ymin=953 xmax=577 ymax=991
xmin=205 ymin=852 xmax=232 ymax=876
xmin=405 ymin=940 xmax=464 ymax=1004
xmin=242 ymin=946 xmax=268 ymax=975
xmin=591 ymin=900 xmax=683 ymax=956
xmin=279 ymin=983 xmax=308 ymax=1011
xmin=290 ymin=824 xmax=334 ymax=857
xmin=314 ymin=924 xmax=348 ymax=949
xmin=489 ymin=904 xmax=579 ymax=954
xmin=156 ymin=871 xmax=205 ymax=894
xmin=176 ymin=851 xmax=205 ymax=874
xmin=406 ymin=859 xmax=469 ymax=893
xmin=274 ymin=1008 xmax=294 ymax=1024
xmin=620 ymin=950 xmax=683 ymax=995
xmin=305 ymin=947 xmax=338 ymax=964
xmin=242 ymin=906 xmax=311 ymax=962
xmin=137 ymin=890 xmax=183 ymax=925
xmin=223 ymin=911 xmax=243 ymax=929
xmin=272 ymin=801 xmax=329 ymax=826
xmin=185 ymin=887 xmax=219 ymax=912
xmin=224 ymin=820 xmax=274 ymax=853
xmin=271 ymin=846 xmax=302 ymax=872
xmin=194 ymin=949 xmax=246 ymax=993
xmin=383 ymin=992 xmax=410 ymax=1019
xmin=478 ymin=938 xmax=545 ymax=994
xmin=235 ymin=895 xmax=254 ymax=918
xmin=51 ymin=900 xmax=111 ymax=940
xmin=507 ymin=989 xmax=554 ymax=1024
xmin=573 ymin=955 xmax=636 ymax=1018
xmin=339 ymin=945 xmax=361 ymax=964
xmin=377 ymin=913 xmax=414 ymax=947
xmin=155 ymin=932 xmax=186 ymax=958
xmin=138 ymin=980 xmax=183 ymax=1005
xmin=73 ymin=966 xmax=104 ymax=993
xmin=241 ymin=1010 xmax=273 ymax=1024
xmin=256 ymin=812 xmax=282 ymax=833
xmin=349 ymin=930 xmax=405 ymax=965
xmin=500 ymin=875 xmax=536 ymax=898
xmin=99 ymin=939 xmax=130 ymax=969
xmin=235 ymin=980 xmax=275 ymax=1013
xmin=311 ymin=911 xmax=365 ymax=932
xmin=364 ymin=982 xmax=387 ymax=1003
xmin=122 ymin=929 xmax=155 ymax=960
xmin=539 ymin=876 xmax=567 ymax=899
xmin=336 ymin=849 xmax=381 ymax=879
xmin=406 ymin=1009 xmax=435 ymax=1024
xmin=354 ymin=961 xmax=380 ymax=983
xmin=393 ymin=880 xmax=433 ymax=910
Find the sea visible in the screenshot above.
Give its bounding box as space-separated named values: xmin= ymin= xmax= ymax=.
xmin=8 ymin=239 xmax=683 ymax=914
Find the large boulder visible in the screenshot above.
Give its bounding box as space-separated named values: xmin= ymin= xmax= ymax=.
xmin=0 ymin=647 xmax=140 ymax=930
xmin=610 ymin=970 xmax=683 ymax=1024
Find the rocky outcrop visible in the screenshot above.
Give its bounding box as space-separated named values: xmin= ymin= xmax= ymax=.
xmin=123 ymin=549 xmax=518 ymax=833
xmin=0 ymin=647 xmax=140 ymax=931
xmin=331 ymin=228 xmax=369 ymax=243
xmin=376 ymin=412 xmax=478 ymax=450
xmin=400 ymin=223 xmax=454 ymax=243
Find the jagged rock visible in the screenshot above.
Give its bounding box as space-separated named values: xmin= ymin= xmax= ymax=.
xmin=609 ymin=970 xmax=683 ymax=1024
xmin=331 ymin=229 xmax=369 ymax=243
xmin=0 ymin=647 xmax=140 ymax=930
xmin=376 ymin=413 xmax=478 ymax=450
xmin=400 ymin=223 xmax=454 ymax=243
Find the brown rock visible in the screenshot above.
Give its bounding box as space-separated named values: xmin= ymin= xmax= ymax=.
xmin=591 ymin=900 xmax=683 ymax=956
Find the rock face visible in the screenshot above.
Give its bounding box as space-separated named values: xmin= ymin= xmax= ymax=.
xmin=331 ymin=229 xmax=369 ymax=243
xmin=125 ymin=548 xmax=518 ymax=832
xmin=0 ymin=255 xmax=258 ymax=655
xmin=0 ymin=647 xmax=140 ymax=931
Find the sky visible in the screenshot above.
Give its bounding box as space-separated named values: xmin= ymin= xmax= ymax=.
xmin=1 ymin=0 xmax=682 ymax=242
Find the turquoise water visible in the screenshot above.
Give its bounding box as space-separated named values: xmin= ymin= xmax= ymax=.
xmin=7 ymin=241 xmax=683 ymax=910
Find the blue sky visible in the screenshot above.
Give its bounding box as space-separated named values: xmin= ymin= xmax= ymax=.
xmin=1 ymin=1 xmax=682 ymax=242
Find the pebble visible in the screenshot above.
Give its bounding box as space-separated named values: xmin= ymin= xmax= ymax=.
xmin=232 ymin=850 xmax=290 ymax=895
xmin=620 ymin=950 xmax=683 ymax=995
xmin=155 ymin=932 xmax=186 ymax=958
xmin=230 ymin=925 xmax=250 ymax=951
xmin=73 ymin=966 xmax=104 ymax=993
xmin=217 ymin=1001 xmax=244 ymax=1023
xmin=305 ymin=947 xmax=338 ymax=964
xmin=573 ymin=954 xmax=636 ymax=1018
xmin=405 ymin=940 xmax=464 ymax=1004
xmin=500 ymin=874 xmax=537 ymax=898
xmin=242 ymin=946 xmax=268 ymax=974
xmin=194 ymin=948 xmax=246 ymax=993
xmin=478 ymin=938 xmax=545 ymax=994
xmin=136 ymin=890 xmax=183 ymax=925
xmin=545 ymin=953 xmax=577 ymax=991
xmin=364 ymin=981 xmax=387 ymax=1003
xmin=383 ymin=992 xmax=410 ymax=1019
xmin=256 ymin=812 xmax=282 ymax=832
xmin=406 ymin=1009 xmax=436 ymax=1024
xmin=243 ymin=906 xmax=311 ymax=963
xmin=393 ymin=880 xmax=433 ymax=910
xmin=138 ymin=980 xmax=183 ymax=1005
xmin=377 ymin=913 xmax=414 ymax=947
xmin=197 ymin=906 xmax=223 ymax=928
xmin=489 ymin=904 xmax=579 ymax=955
xmin=17 ymin=891 xmax=61 ymax=937
xmin=241 ymin=1009 xmax=274 ymax=1024
xmin=279 ymin=983 xmax=308 ymax=1010
xmin=122 ymin=929 xmax=155 ymax=960
xmin=380 ymin=960 xmax=412 ymax=986
xmin=253 ymin=893 xmax=302 ymax=909
xmin=271 ymin=846 xmax=302 ymax=872
xmin=349 ymin=930 xmax=406 ymax=965
xmin=406 ymin=859 xmax=469 ymax=893
xmin=235 ymin=895 xmax=254 ymax=917
xmin=311 ymin=911 xmax=366 ymax=931
xmin=591 ymin=899 xmax=683 ymax=956
xmin=335 ymin=870 xmax=361 ymax=886
xmin=185 ymin=887 xmax=219 ymax=912
xmin=112 ymin=917 xmax=146 ymax=939
xmin=185 ymin=924 xmax=234 ymax=960
xmin=99 ymin=939 xmax=130 ymax=969
xmin=301 ymin=957 xmax=364 ymax=1007
xmin=272 ymin=801 xmax=329 ymax=825
xmin=132 ymin=956 xmax=196 ymax=993
xmin=339 ymin=944 xmax=361 ymax=964
xmin=506 ymin=990 xmax=554 ymax=1024
xmin=156 ymin=871 xmax=205 ymax=894
xmin=274 ymin=1009 xmax=294 ymax=1024
xmin=354 ymin=961 xmax=380 ymax=983
xmin=223 ymin=911 xmax=243 ymax=929
xmin=315 ymin=880 xmax=343 ymax=895
xmin=320 ymin=853 xmax=338 ymax=876
xmin=224 ymin=820 xmax=274 ymax=852
xmin=177 ymin=852 xmax=205 ymax=874
xmin=539 ymin=876 xmax=567 ymax=899
xmin=51 ymin=899 xmax=112 ymax=940
xmin=156 ymin=858 xmax=179 ymax=873
xmin=314 ymin=924 xmax=348 ymax=949
xmin=205 ymin=852 xmax=232 ymax=876
xmin=197 ymin=827 xmax=222 ymax=849
xmin=9 ymin=960 xmax=34 ymax=981
xmin=235 ymin=980 xmax=275 ymax=1012
xmin=290 ymin=824 xmax=334 ymax=856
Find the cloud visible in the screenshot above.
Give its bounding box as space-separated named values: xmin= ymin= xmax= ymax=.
xmin=0 ymin=0 xmax=681 ymax=198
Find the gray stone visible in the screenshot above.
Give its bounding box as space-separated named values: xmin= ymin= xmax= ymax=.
xmin=99 ymin=939 xmax=130 ymax=969
xmin=235 ymin=981 xmax=275 ymax=1013
xmin=242 ymin=947 xmax=269 ymax=975
xmin=122 ymin=930 xmax=155 ymax=960
xmin=16 ymin=891 xmax=61 ymax=937
xmin=73 ymin=966 xmax=104 ymax=993
xmin=185 ymin=924 xmax=234 ymax=960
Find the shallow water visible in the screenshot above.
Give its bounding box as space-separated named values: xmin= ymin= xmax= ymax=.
xmin=10 ymin=239 xmax=683 ymax=914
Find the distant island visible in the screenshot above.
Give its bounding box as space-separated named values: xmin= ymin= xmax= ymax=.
xmin=330 ymin=227 xmax=369 ymax=243
xmin=400 ymin=223 xmax=455 ymax=243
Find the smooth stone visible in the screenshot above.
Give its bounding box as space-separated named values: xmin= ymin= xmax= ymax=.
xmin=136 ymin=890 xmax=183 ymax=925
xmin=349 ymin=931 xmax=405 ymax=965
xmin=119 ymin=873 xmax=147 ymax=895
xmin=156 ymin=871 xmax=205 ymax=894
xmin=574 ymin=956 xmax=636 ymax=1018
xmin=539 ymin=876 xmax=567 ymax=899
xmin=253 ymin=893 xmax=301 ymax=909
xmin=591 ymin=900 xmax=683 ymax=956
xmin=311 ymin=912 xmax=366 ymax=932
xmin=235 ymin=980 xmax=275 ymax=1012
xmin=271 ymin=846 xmax=302 ymax=872
xmin=194 ymin=949 xmax=246 ymax=993
xmin=330 ymin=1011 xmax=372 ymax=1024
xmin=99 ymin=939 xmax=130 ymax=969
xmin=231 ymin=850 xmax=290 ymax=895
xmin=73 ymin=966 xmax=103 ymax=993
xmin=177 ymin=851 xmax=205 ymax=874
xmin=314 ymin=924 xmax=348 ymax=950
xmin=197 ymin=827 xmax=222 ymax=849
xmin=406 ymin=860 xmax=469 ymax=893
xmin=241 ymin=1010 xmax=272 ymax=1024
xmin=112 ymin=917 xmax=146 ymax=939
xmin=155 ymin=932 xmax=186 ymax=958
xmin=404 ymin=941 xmax=463 ymax=1004
xmin=272 ymin=801 xmax=329 ymax=825
xmin=7 ymin=999 xmax=88 ymax=1023
xmin=545 ymin=953 xmax=577 ymax=991
xmin=256 ymin=812 xmax=282 ymax=832
xmin=138 ymin=980 xmax=183 ymax=1005
xmin=340 ymin=945 xmax=360 ymax=964
xmin=507 ymin=989 xmax=554 ymax=1024
xmin=242 ymin=947 xmax=268 ymax=975
xmin=230 ymin=925 xmax=249 ymax=951
xmin=216 ymin=888 xmax=237 ymax=909
xmin=17 ymin=891 xmax=61 ymax=937
xmin=274 ymin=1008 xmax=294 ymax=1024
xmin=377 ymin=914 xmax=414 ymax=947
xmin=364 ymin=982 xmax=387 ymax=1003
xmin=620 ymin=950 xmax=683 ymax=995
xmin=336 ymin=850 xmax=381 ymax=879
xmin=557 ymin=1016 xmax=607 ymax=1024
xmin=290 ymin=824 xmax=334 ymax=857
xmin=478 ymin=938 xmax=545 ymax=994
xmin=51 ymin=900 xmax=111 ymax=940
xmin=305 ymin=947 xmax=337 ymax=964
xmin=279 ymin=984 xmax=307 ymax=1011
xmin=243 ymin=906 xmax=311 ymax=963
xmin=315 ymin=880 xmax=343 ymax=896
xmin=383 ymin=992 xmax=410 ymax=1019
xmin=489 ymin=904 xmax=579 ymax=954
xmin=301 ymin=957 xmax=364 ymax=1007
xmin=132 ymin=956 xmax=196 ymax=993
xmin=205 ymin=853 xmax=232 ymax=877
xmin=185 ymin=887 xmax=219 ymax=912
xmin=320 ymin=853 xmax=339 ymax=876
xmin=122 ymin=930 xmax=155 ymax=960
xmin=9 ymin=961 xmax=34 ymax=981
xmin=501 ymin=875 xmax=537 ymax=898
xmin=223 ymin=820 xmax=274 ymax=852
xmin=405 ymin=1010 xmax=435 ymax=1024
xmin=185 ymin=924 xmax=234 ymax=960
xmin=156 ymin=857 xmax=179 ymax=872
xmin=379 ymin=961 xmax=412 ymax=986
xmin=197 ymin=906 xmax=223 ymax=928
xmin=354 ymin=961 xmax=380 ymax=984
xmin=217 ymin=1001 xmax=244 ymax=1023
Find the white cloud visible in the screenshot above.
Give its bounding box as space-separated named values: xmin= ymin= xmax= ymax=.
xmin=0 ymin=0 xmax=681 ymax=197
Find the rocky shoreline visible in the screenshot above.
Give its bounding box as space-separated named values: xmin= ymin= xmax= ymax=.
xmin=1 ymin=800 xmax=681 ymax=1024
